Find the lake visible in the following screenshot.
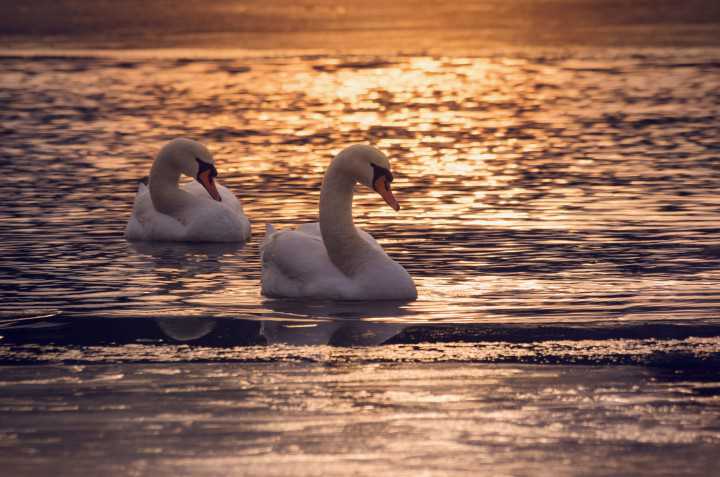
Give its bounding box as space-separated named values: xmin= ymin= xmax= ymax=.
xmin=1 ymin=38 xmax=720 ymax=476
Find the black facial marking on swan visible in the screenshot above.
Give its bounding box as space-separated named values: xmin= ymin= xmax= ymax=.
xmin=196 ymin=158 xmax=218 ymax=180
xmin=371 ymin=163 xmax=393 ymax=189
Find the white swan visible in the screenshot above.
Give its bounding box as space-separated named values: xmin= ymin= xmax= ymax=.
xmin=261 ymin=144 xmax=417 ymax=300
xmin=125 ymin=138 xmax=251 ymax=242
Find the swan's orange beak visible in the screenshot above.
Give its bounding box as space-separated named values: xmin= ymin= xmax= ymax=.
xmin=373 ymin=175 xmax=399 ymax=211
xmin=198 ymin=169 xmax=221 ymax=202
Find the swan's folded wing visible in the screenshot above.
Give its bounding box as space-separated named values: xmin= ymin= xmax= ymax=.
xmin=356 ymin=227 xmax=383 ymax=252
xmin=291 ymin=222 xmax=382 ymax=251
xmin=125 ymin=184 xmax=186 ymax=240
xmin=295 ymin=222 xmax=322 ymax=237
xmin=216 ymin=182 xmax=244 ymax=213
xmin=261 ymin=227 xmax=334 ymax=281
xmin=182 ymin=180 xmax=244 ymax=213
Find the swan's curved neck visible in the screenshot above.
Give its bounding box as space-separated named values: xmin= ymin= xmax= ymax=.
xmin=319 ymin=164 xmax=375 ymax=276
xmin=149 ymin=154 xmax=190 ymax=215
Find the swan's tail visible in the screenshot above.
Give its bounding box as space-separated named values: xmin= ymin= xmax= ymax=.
xmin=259 ymin=223 xmax=277 ymax=262
xmin=135 ymin=176 xmax=149 ymax=195
xmin=261 ymin=223 xmax=276 ymax=247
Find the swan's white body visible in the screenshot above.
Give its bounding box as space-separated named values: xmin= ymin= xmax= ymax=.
xmin=125 ymin=139 xmax=251 ymax=242
xmin=261 ymin=145 xmax=417 ymax=300
xmin=126 ymin=180 xmax=250 ymax=242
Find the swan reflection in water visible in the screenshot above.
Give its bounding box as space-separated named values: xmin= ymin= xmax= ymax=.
xmin=129 ymin=241 xmax=411 ymax=346
xmin=127 ymin=240 xmax=246 ymax=312
xmin=127 ymin=240 xmax=245 ymax=268
xmin=153 ymin=317 xmax=407 ymax=346
xmin=260 ymin=320 xmax=406 ymax=346
xmin=259 ymin=298 xmax=413 ymax=346
xmin=155 ymin=316 xmax=218 ymax=341
xmin=128 ymin=240 xmax=238 ymax=341
xmin=153 ymin=299 xmax=412 ymax=346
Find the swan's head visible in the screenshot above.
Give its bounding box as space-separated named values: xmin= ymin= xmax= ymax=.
xmin=159 ymin=138 xmax=222 ymax=202
xmin=335 ymin=144 xmax=400 ymax=211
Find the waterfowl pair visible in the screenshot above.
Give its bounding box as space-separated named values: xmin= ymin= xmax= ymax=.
xmin=125 ymin=139 xmax=416 ymax=300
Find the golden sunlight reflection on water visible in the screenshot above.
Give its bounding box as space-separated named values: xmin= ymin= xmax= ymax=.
xmin=1 ymin=50 xmax=720 ymax=324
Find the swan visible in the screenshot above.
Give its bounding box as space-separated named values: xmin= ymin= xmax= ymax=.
xmin=125 ymin=138 xmax=251 ymax=242
xmin=260 ymin=144 xmax=417 ymax=300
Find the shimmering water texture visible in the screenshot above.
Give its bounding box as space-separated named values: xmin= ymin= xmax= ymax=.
xmin=2 ymin=49 xmax=720 ymax=477
xmin=2 ymin=49 xmax=720 ymax=326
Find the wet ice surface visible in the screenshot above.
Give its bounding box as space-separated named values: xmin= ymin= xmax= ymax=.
xmin=2 ymin=48 xmax=720 ymax=475
xmin=1 ymin=363 xmax=719 ymax=477
xmin=2 ymin=315 xmax=720 ymax=368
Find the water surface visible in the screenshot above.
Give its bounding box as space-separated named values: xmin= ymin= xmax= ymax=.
xmin=2 ymin=47 xmax=720 ymax=476
xmin=2 ymin=49 xmax=720 ymax=328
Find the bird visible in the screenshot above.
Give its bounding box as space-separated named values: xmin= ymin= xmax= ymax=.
xmin=125 ymin=138 xmax=251 ymax=242
xmin=260 ymin=144 xmax=417 ymax=300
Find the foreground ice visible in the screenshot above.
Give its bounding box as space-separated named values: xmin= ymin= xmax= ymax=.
xmin=0 ymin=362 xmax=718 ymax=476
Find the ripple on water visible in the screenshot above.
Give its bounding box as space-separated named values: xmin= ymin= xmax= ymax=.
xmin=1 ymin=49 xmax=720 ymax=328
